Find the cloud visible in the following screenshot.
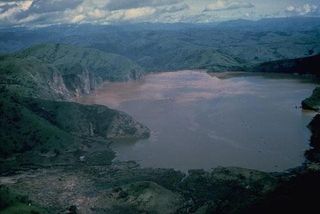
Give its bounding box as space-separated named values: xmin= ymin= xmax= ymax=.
xmin=0 ymin=0 xmax=84 ymax=25
xmin=29 ymin=0 xmax=83 ymax=13
xmin=106 ymin=0 xmax=182 ymax=11
xmin=0 ymin=0 xmax=33 ymax=23
xmin=67 ymin=6 xmax=157 ymax=23
xmin=18 ymin=0 xmax=83 ymax=18
xmin=156 ymin=3 xmax=189 ymax=13
xmin=121 ymin=7 xmax=156 ymax=20
xmin=285 ymin=3 xmax=319 ymax=16
xmin=0 ymin=0 xmax=319 ymax=27
xmin=97 ymin=1 xmax=189 ymax=23
xmin=100 ymin=0 xmax=190 ymax=22
xmin=204 ymin=0 xmax=254 ymax=12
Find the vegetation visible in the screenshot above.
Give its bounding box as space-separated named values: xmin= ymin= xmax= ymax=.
xmin=0 ymin=90 xmax=148 ymax=173
xmin=250 ymin=54 xmax=320 ymax=76
xmin=0 ymin=186 xmax=46 ymax=214
xmin=305 ymin=114 xmax=320 ymax=162
xmin=1 ymin=18 xmax=320 ymax=213
xmin=15 ymin=43 xmax=144 ymax=81
xmin=1 ymin=18 xmax=320 ymax=72
xmin=0 ymin=44 xmax=144 ymax=100
xmin=302 ymin=87 xmax=320 ymax=111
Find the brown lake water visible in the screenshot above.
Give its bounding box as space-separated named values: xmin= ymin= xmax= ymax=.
xmin=78 ymin=71 xmax=317 ymax=172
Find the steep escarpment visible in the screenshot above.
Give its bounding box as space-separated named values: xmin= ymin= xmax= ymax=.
xmin=250 ymin=54 xmax=320 ymax=76
xmin=0 ymin=44 xmax=144 ymax=99
xmin=0 ymin=90 xmax=149 ymax=173
xmin=305 ymin=114 xmax=320 ymax=162
xmin=0 ymin=56 xmax=72 ymax=99
xmin=23 ymin=97 xmax=150 ymax=140
xmin=249 ymin=54 xmax=320 ymax=111
xmin=0 ymin=44 xmax=149 ymax=172
xmin=16 ymin=43 xmax=144 ymax=81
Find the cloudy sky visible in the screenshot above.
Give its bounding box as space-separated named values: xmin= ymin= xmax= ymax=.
xmin=0 ymin=0 xmax=319 ymax=27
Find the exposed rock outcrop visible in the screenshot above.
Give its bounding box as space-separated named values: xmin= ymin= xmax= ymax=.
xmin=302 ymin=87 xmax=320 ymax=111
xmin=0 ymin=44 xmax=144 ymax=100
xmin=305 ymin=114 xmax=320 ymax=162
xmin=107 ymin=113 xmax=150 ymax=139
xmin=62 ymin=64 xmax=95 ymax=97
xmin=0 ymin=93 xmax=149 ymax=158
xmin=0 ymin=44 xmax=150 ymax=170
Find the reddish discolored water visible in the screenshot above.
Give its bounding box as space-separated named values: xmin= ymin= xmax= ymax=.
xmin=78 ymin=71 xmax=317 ymax=172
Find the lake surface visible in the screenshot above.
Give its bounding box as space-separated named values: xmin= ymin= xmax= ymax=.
xmin=79 ymin=71 xmax=317 ymax=172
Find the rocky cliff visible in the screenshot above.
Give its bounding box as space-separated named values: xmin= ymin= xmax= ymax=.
xmin=250 ymin=54 xmax=320 ymax=75
xmin=0 ymin=44 xmax=149 ymax=172
xmin=0 ymin=91 xmax=149 ymax=172
xmin=305 ymin=114 xmax=320 ymax=162
xmin=302 ymin=87 xmax=320 ymax=111
xmin=0 ymin=44 xmax=144 ymax=100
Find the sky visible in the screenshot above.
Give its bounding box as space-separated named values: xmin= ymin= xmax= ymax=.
xmin=0 ymin=0 xmax=319 ymax=27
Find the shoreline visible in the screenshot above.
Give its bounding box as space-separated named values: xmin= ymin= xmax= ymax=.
xmin=1 ymin=70 xmax=320 ymax=213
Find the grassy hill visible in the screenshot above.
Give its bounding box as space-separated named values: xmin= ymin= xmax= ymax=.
xmin=0 ymin=90 xmax=149 ymax=173
xmin=0 ymin=44 xmax=149 ymax=173
xmin=0 ymin=44 xmax=144 ymax=99
xmin=16 ymin=43 xmax=143 ymax=81
xmin=1 ymin=18 xmax=319 ymax=72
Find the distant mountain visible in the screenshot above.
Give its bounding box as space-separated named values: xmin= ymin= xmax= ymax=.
xmin=0 ymin=44 xmax=143 ymax=99
xmin=218 ymin=17 xmax=320 ymax=31
xmin=1 ymin=17 xmax=319 ymax=72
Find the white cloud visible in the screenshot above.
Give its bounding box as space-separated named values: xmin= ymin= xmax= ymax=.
xmin=286 ymin=5 xmax=295 ymax=12
xmin=204 ymin=0 xmax=254 ymax=12
xmin=0 ymin=0 xmax=33 ymax=22
xmin=17 ymin=0 xmax=33 ymax=11
xmin=122 ymin=7 xmax=156 ymax=20
xmin=106 ymin=0 xmax=182 ymax=11
xmin=157 ymin=3 xmax=189 ymax=13
xmin=71 ymin=14 xmax=86 ymax=23
xmin=285 ymin=4 xmax=318 ymax=16
xmin=87 ymin=8 xmax=106 ymax=19
xmin=0 ymin=0 xmax=319 ymax=27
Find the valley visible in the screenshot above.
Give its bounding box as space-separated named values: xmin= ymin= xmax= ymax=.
xmin=1 ymin=17 xmax=320 ymax=214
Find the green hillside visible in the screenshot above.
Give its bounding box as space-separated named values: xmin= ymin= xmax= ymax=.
xmin=16 ymin=43 xmax=143 ymax=81
xmin=0 ymin=44 xmax=144 ymax=100
xmin=0 ymin=90 xmax=149 ymax=173
xmin=0 ymin=44 xmax=149 ymax=173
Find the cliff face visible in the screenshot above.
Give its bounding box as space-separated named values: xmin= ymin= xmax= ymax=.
xmin=17 ymin=43 xmax=144 ymax=81
xmin=0 ymin=44 xmax=149 ymax=171
xmin=62 ymin=64 xmax=95 ymax=97
xmin=0 ymin=92 xmax=149 ymax=172
xmin=106 ymin=113 xmax=150 ymax=139
xmin=250 ymin=54 xmax=320 ymax=76
xmin=23 ymin=98 xmax=150 ymax=140
xmin=0 ymin=44 xmax=144 ymax=100
xmin=305 ymin=114 xmax=320 ymax=162
xmin=0 ymin=56 xmax=73 ymax=99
